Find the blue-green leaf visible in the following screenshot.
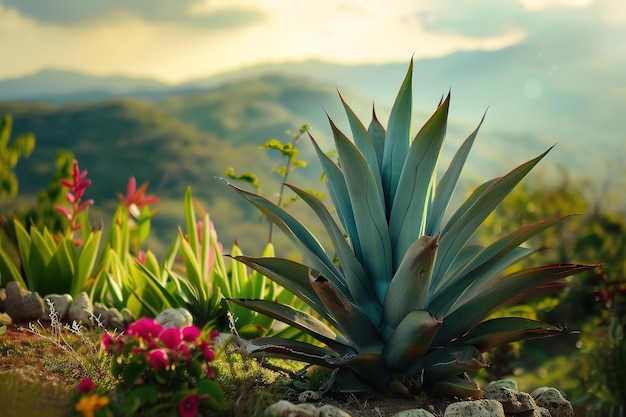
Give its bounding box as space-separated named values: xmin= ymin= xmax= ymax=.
xmin=227 ymin=298 xmax=353 ymax=354
xmin=367 ymin=106 xmax=386 ymax=170
xmin=433 ymin=149 xmax=552 ymax=289
xmin=460 ymin=317 xmax=564 ymax=352
xmin=426 ymin=114 xmax=484 ymax=236
xmin=382 ymin=235 xmax=438 ymax=331
xmin=330 ymin=118 xmax=392 ymax=303
xmin=382 ymin=310 xmax=442 ymax=372
xmin=286 ymin=184 xmax=381 ymax=322
xmin=382 ymin=59 xmax=413 ymax=207
xmin=390 ymin=95 xmax=449 ymax=266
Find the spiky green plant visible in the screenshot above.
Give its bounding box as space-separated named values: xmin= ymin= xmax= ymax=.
xmin=226 ymin=60 xmax=597 ymax=397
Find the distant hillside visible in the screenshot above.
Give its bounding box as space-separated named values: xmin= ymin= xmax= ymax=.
xmin=0 ymin=75 xmax=378 ymax=256
xmin=0 ymin=69 xmax=169 ymax=102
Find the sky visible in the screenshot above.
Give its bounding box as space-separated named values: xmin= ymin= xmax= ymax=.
xmin=1 ymin=0 xmax=624 ymax=83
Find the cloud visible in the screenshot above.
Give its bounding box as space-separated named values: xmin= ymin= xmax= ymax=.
xmin=0 ymin=0 xmax=266 ymax=28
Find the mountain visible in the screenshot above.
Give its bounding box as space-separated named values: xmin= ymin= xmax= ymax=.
xmin=0 ymin=69 xmax=170 ymax=102
xmin=0 ymin=75 xmax=380 ymax=256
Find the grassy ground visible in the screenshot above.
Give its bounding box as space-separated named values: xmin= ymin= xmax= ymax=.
xmin=0 ymin=323 xmax=450 ymax=417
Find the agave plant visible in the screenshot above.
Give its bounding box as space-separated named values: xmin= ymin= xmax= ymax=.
xmin=226 ymin=60 xmax=597 ymax=397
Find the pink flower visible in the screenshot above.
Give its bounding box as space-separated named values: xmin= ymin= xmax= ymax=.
xmin=118 ymin=176 xmax=160 ymax=213
xmin=206 ymin=366 xmax=215 ymax=378
xmin=76 ymin=377 xmax=96 ymax=393
xmin=178 ymin=343 xmax=191 ymax=359
xmin=178 ymin=394 xmax=199 ymax=417
xmin=100 ymin=332 xmax=123 ymax=353
xmin=159 ymin=327 xmax=182 ymax=350
xmin=203 ymin=347 xmax=215 ymax=362
xmin=146 ymin=349 xmax=169 ymax=371
xmin=181 ymin=325 xmax=201 ymax=343
xmin=55 ymin=159 xmax=94 ymax=231
xmin=127 ymin=318 xmax=163 ymax=340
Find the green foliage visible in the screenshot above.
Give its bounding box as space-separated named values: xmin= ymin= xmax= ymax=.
xmin=0 ymin=114 xmax=35 ymax=198
xmin=227 ymin=60 xmax=596 ymax=397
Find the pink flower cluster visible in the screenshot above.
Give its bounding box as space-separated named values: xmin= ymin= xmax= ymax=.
xmin=55 ymin=159 xmax=94 ymax=232
xmin=101 ymin=317 xmax=218 ymax=377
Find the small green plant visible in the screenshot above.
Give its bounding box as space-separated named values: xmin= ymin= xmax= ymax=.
xmin=92 ymin=317 xmax=224 ymax=416
xmin=0 ymin=159 xmax=102 ymax=295
xmin=0 ymin=113 xmax=35 ymax=198
xmin=227 ymin=60 xmax=597 ymax=397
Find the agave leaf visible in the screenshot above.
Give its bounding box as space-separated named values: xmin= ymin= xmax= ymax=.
xmin=310 ymin=270 xmax=384 ymax=354
xmin=231 ymin=255 xmax=337 ymax=327
xmin=245 ymin=336 xmax=339 ymax=367
xmin=329 ymin=118 xmax=392 ymax=303
xmin=460 ymin=317 xmax=564 ymax=352
xmin=367 ymin=106 xmax=386 ymax=169
xmin=309 ymin=136 xmax=361 ymax=259
xmin=432 ymin=375 xmax=484 ymax=398
xmin=286 ymin=184 xmax=381 ymax=322
xmin=179 ymin=228 xmax=208 ymax=301
xmin=42 ymin=238 xmax=74 ymax=295
xmin=383 ymin=235 xmax=438 ymax=330
xmin=389 ymin=94 xmax=449 ymax=265
xmin=382 ymin=310 xmax=442 ymax=373
xmin=422 ymin=344 xmax=487 ymax=384
xmin=340 ymin=94 xmax=384 ymax=200
xmin=227 ymin=182 xmax=350 ymax=300
xmin=334 ymin=353 xmax=391 ymax=391
xmin=227 ymin=298 xmax=354 ymax=354
xmin=429 ymin=246 xmax=535 ymax=317
xmin=433 ymin=148 xmax=553 ymax=289
xmin=426 ymin=114 xmax=484 ymax=236
xmin=382 ymin=59 xmax=413 ymax=206
xmin=429 ymin=215 xmax=574 ymax=314
xmin=432 ymin=263 xmax=598 ymax=346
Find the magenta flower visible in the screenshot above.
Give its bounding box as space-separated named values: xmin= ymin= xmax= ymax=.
xmin=146 ymin=349 xmax=169 ymax=371
xmin=76 ymin=377 xmax=96 ymax=393
xmin=178 ymin=394 xmax=199 ymax=417
xmin=181 ymin=325 xmax=201 ymax=343
xmin=118 ymin=176 xmax=160 ymax=213
xmin=203 ymin=346 xmax=215 ymax=362
xmin=159 ymin=327 xmax=182 ymax=350
xmin=206 ymin=366 xmax=215 ymax=378
xmin=55 ymin=159 xmax=94 ymax=231
xmin=178 ymin=343 xmax=191 ymax=359
xmin=126 ymin=318 xmax=163 ymax=340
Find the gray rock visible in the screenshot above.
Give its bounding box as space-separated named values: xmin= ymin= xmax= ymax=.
xmin=0 ymin=312 xmax=12 ymax=326
xmin=67 ymin=292 xmax=93 ymax=326
xmin=121 ymin=307 xmax=136 ymax=327
xmin=264 ymin=400 xmax=351 ymax=417
xmin=155 ymin=308 xmax=193 ymax=329
xmin=93 ymin=303 xmax=125 ymax=330
xmin=3 ymin=281 xmax=45 ymax=323
xmin=484 ymin=379 xmax=537 ymax=414
xmin=42 ymin=294 xmax=73 ymax=321
xmin=444 ymin=400 xmax=505 ymax=417
xmin=391 ymin=410 xmax=436 ymax=417
xmin=531 ymin=387 xmax=574 ymax=417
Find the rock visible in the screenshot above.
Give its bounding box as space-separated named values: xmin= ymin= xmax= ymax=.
xmin=67 ymin=292 xmax=93 ymax=326
xmin=444 ymin=400 xmax=505 ymax=417
xmin=155 ymin=308 xmax=193 ymax=329
xmin=531 ymin=387 xmax=574 ymax=417
xmin=265 ymin=400 xmax=318 ymax=417
xmin=0 ymin=312 xmax=12 ymax=326
xmin=391 ymin=410 xmax=436 ymax=417
xmin=41 ymin=294 xmax=73 ymax=321
xmin=120 ymin=308 xmax=136 ymax=327
xmin=484 ymin=379 xmax=537 ymax=414
xmin=264 ymin=400 xmax=351 ymax=417
xmin=93 ymin=303 xmax=125 ymax=330
xmin=3 ymin=281 xmax=45 ymax=323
